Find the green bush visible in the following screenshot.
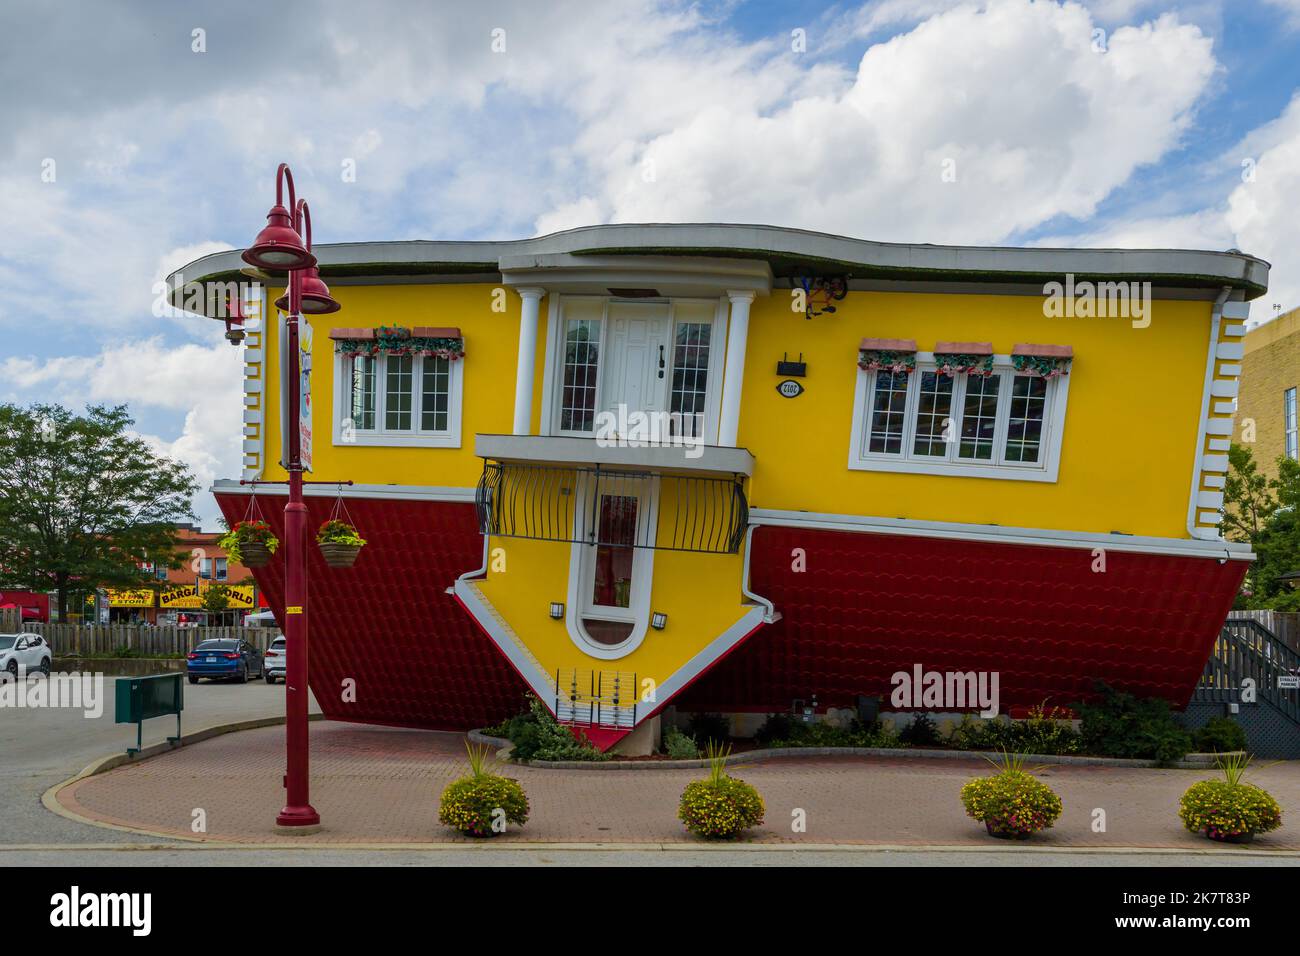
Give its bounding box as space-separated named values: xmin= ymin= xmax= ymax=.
xmin=960 ymin=754 xmax=1063 ymax=838
xmin=754 ymin=712 xmax=794 ymax=746
xmin=1077 ymin=683 xmax=1193 ymax=763
xmin=899 ymin=712 xmax=940 ymax=746
xmin=1179 ymin=780 xmax=1282 ymax=840
xmin=438 ymin=743 xmax=529 ymax=837
xmin=760 ymin=715 xmax=905 ymax=749
xmin=947 ymin=706 xmax=1082 ymax=756
xmin=487 ymin=695 xmax=608 ymax=762
xmin=1192 ymin=717 xmax=1249 ymax=754
xmin=662 ymin=725 xmax=700 ymax=759
xmin=686 ymin=712 xmax=731 ymax=747
xmin=678 ymin=744 xmax=764 ymax=839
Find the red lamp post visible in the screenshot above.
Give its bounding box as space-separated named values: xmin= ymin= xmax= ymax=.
xmin=241 ymin=163 xmax=339 ymax=829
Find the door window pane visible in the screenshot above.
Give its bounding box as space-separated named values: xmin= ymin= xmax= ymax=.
xmin=669 ymin=322 xmax=710 ymax=436
xmin=1004 ymin=375 xmax=1047 ymax=463
xmin=561 ymin=319 xmax=601 ymax=432
xmin=867 ymin=370 xmax=909 ymax=454
xmin=911 ymin=371 xmax=954 ymax=457
xmin=591 ymin=494 xmax=637 ymax=609
xmin=385 ymin=355 xmax=413 ymax=431
xmin=349 ymin=355 xmax=376 ymax=430
xmin=421 ymin=355 xmax=451 ymax=432
xmin=958 ymin=374 xmax=1001 ymax=460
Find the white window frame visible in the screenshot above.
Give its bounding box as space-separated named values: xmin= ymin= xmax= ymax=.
xmin=541 ymin=294 xmax=727 ymax=444
xmin=848 ymin=352 xmax=1069 ymax=482
xmin=331 ymin=350 xmax=464 ymax=448
xmin=565 ymin=474 xmax=658 ymax=661
xmin=1285 ymin=387 xmax=1298 ymax=461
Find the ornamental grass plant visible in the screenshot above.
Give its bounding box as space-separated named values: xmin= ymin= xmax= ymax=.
xmin=678 ymin=742 xmax=765 ymax=839
xmin=438 ymin=741 xmax=529 ymax=837
xmin=959 ymin=750 xmax=1063 ymax=839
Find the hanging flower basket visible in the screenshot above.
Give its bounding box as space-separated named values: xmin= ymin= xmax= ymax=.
xmin=218 ymin=519 xmax=279 ymax=568
xmin=316 ymin=519 xmax=366 ymax=568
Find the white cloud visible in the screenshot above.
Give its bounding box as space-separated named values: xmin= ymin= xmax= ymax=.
xmin=2 ymin=337 xmax=245 ymax=527
xmin=549 ymin=1 xmax=1217 ymax=244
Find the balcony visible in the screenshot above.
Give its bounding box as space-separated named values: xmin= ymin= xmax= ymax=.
xmin=474 ymin=433 xmax=754 ymax=477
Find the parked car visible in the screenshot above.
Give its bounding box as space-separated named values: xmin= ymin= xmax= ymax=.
xmin=186 ymin=638 xmax=264 ymax=684
xmin=0 ymin=633 xmax=51 ymax=679
xmin=263 ymin=635 xmax=286 ymax=683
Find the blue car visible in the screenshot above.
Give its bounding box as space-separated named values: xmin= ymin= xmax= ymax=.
xmin=186 ymin=638 xmax=264 ymax=684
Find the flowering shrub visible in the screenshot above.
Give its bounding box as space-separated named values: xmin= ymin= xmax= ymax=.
xmin=316 ymin=519 xmax=366 ymax=547
xmin=678 ymin=743 xmax=764 ymax=839
xmin=1178 ymin=754 xmax=1281 ymax=841
xmin=217 ymin=519 xmax=279 ymax=564
xmin=960 ymin=753 xmax=1062 ymax=838
xmin=438 ymin=742 xmax=529 ymax=837
xmin=1179 ymin=781 xmax=1282 ymax=841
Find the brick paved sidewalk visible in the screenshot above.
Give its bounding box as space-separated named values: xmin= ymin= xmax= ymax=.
xmin=55 ymin=722 xmax=1300 ymax=848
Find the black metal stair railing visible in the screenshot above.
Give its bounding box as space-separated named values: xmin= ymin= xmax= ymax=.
xmin=1195 ymin=617 xmax=1300 ymax=726
xmin=476 ymin=461 xmax=748 ymax=555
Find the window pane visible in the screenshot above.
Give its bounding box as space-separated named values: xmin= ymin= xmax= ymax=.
xmin=911 ymin=371 xmax=954 ymax=457
xmin=1004 ymin=375 xmax=1047 ymax=463
xmin=420 ymin=355 xmax=451 ymax=432
xmin=867 ymin=370 xmax=909 ymax=454
xmin=669 ymin=322 xmax=710 ymax=436
xmin=1286 ymin=388 xmax=1298 ymax=461
xmin=560 ymin=319 xmax=600 ymax=432
xmin=349 ymin=356 xmax=376 ymax=430
xmin=957 ymin=374 xmax=1001 ymax=460
xmin=592 ymin=495 xmax=637 ymax=608
xmin=384 ymin=355 xmax=413 ymax=430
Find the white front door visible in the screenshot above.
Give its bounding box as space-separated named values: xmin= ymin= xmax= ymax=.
xmin=601 ymin=302 xmax=670 ymax=427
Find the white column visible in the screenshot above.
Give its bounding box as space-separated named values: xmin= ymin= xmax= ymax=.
xmin=718 ymin=290 xmax=755 ymax=447
xmin=511 ymin=287 xmax=546 ymax=435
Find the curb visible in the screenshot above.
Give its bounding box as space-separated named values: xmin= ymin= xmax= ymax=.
xmin=41 ymin=712 xmax=326 ymax=841
xmin=472 ymin=733 xmax=1230 ymax=771
xmin=3 ymin=840 xmax=1297 ymax=856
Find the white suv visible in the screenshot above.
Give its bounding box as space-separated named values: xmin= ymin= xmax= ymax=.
xmin=0 ymin=633 xmax=51 ymax=679
xmin=263 ymin=636 xmax=287 ymax=683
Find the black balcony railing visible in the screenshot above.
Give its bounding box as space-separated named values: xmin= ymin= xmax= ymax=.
xmin=475 ymin=461 xmax=748 ymax=555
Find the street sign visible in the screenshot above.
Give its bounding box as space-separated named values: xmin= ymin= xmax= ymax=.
xmin=1278 ymin=675 xmax=1300 ymax=690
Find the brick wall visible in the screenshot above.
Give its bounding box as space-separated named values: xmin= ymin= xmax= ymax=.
xmin=1238 ymin=307 xmax=1300 ymax=481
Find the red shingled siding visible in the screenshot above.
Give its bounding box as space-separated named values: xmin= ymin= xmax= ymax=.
xmin=215 ymin=493 xmax=528 ymax=729
xmin=674 ymin=525 xmax=1246 ymax=714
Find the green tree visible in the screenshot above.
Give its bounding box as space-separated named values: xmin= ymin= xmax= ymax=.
xmin=0 ymin=404 xmax=198 ymax=621
xmin=200 ymin=582 xmax=232 ymax=615
xmin=1223 ymin=443 xmax=1300 ymax=610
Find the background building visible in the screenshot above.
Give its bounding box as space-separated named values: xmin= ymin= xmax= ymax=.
xmin=1238 ymin=307 xmax=1300 ymax=480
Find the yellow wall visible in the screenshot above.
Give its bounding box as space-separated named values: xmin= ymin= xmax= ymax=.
xmin=476 ymin=536 xmax=750 ymax=687
xmin=261 ymin=282 xmax=547 ymax=487
xmin=739 ymin=291 xmax=1212 ymax=539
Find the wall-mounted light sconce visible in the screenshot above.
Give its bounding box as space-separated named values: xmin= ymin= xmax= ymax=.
xmin=776 ymin=352 xmax=806 ymax=377
xmin=651 ymin=611 xmax=667 ymax=630
xmin=549 ymin=602 xmax=565 ymax=620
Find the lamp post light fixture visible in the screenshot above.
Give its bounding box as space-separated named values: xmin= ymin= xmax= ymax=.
xmin=239 ymin=162 xmax=338 ymax=831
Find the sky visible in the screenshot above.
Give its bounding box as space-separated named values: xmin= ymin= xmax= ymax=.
xmin=2 ymin=0 xmax=1299 ymax=527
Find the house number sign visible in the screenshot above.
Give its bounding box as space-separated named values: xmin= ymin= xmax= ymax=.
xmin=776 ymin=379 xmax=804 ymax=398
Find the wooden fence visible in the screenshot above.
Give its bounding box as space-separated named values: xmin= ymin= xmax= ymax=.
xmin=0 ymin=608 xmax=20 ymax=633
xmin=19 ymin=624 xmax=280 ymax=657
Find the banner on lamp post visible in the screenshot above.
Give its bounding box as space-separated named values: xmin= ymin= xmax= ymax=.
xmin=278 ymin=312 xmax=314 ymax=473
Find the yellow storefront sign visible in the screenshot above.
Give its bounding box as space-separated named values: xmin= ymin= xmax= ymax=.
xmin=107 ymin=588 xmax=155 ymax=608
xmin=157 ymin=581 xmax=257 ymax=610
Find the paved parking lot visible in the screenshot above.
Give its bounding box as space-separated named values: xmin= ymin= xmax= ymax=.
xmin=50 ymin=721 xmax=1300 ymax=851
xmin=0 ymin=672 xmax=318 ymax=845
